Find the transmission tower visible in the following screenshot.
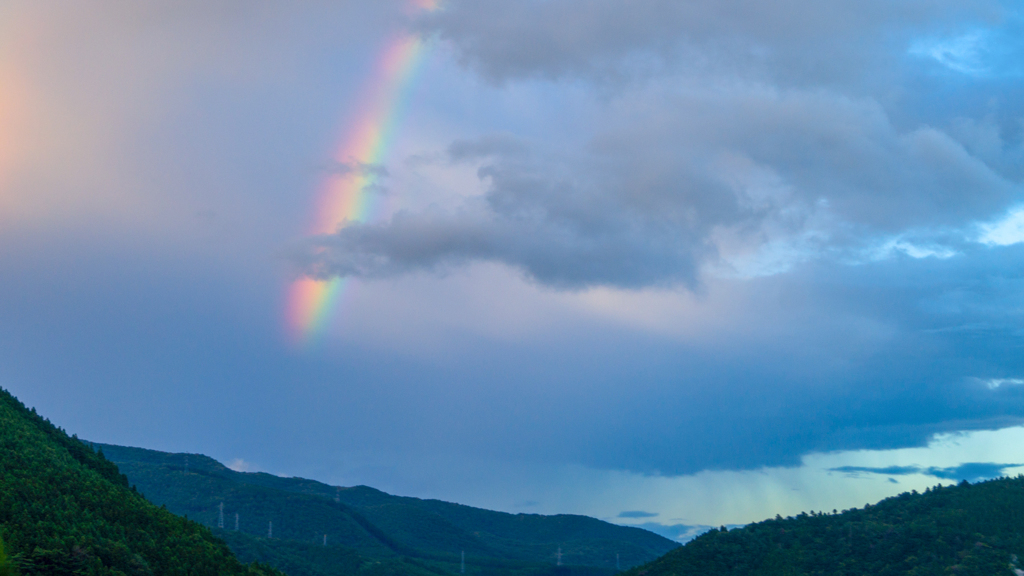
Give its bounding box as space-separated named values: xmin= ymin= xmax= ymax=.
xmin=268 ymin=521 xmax=273 ymax=539
xmin=461 ymin=551 xmax=465 ymax=574
xmin=218 ymin=503 xmax=224 ymax=529
xmin=235 ymin=513 xmax=239 ymax=531
xmin=557 ymin=547 xmax=562 ymax=567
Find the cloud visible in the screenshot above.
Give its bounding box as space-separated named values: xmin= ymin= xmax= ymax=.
xmin=293 ymin=199 xmax=708 ymax=290
xmin=911 ymin=31 xmax=993 ymax=75
xmin=295 ymin=86 xmax=1018 ymax=289
xmin=925 ymin=462 xmax=1023 ymax=482
xmin=226 ymin=458 xmax=256 ymax=472
xmin=625 ymin=522 xmax=746 ymax=543
xmin=831 ymin=465 xmax=922 ymax=476
xmin=909 ymin=15 xmax=1024 ymax=78
xmin=628 ymin=523 xmax=710 ymax=543
xmin=390 ymin=1 xmax=1023 ymax=291
xmin=979 ymin=208 xmax=1024 ymax=246
xmin=830 ymin=462 xmax=1023 ymax=483
xmin=423 ymin=0 xmax=1005 ymax=84
xmin=979 ymin=378 xmax=1024 ymax=390
xmin=277 ymin=184 xmax=1024 ymax=478
xmin=617 ymin=510 xmax=658 ymax=518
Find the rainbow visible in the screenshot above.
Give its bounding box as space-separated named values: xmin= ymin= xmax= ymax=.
xmin=286 ymin=0 xmax=437 ymax=346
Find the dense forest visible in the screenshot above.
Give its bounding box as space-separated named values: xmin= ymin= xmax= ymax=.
xmin=0 ymin=387 xmax=281 ymax=576
xmin=96 ymin=444 xmax=676 ymax=576
xmin=625 ymin=476 xmax=1024 ymax=576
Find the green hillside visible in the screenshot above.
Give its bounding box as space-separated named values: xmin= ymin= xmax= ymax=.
xmin=625 ymin=476 xmax=1024 ymax=576
xmin=0 ymin=387 xmax=281 ymax=576
xmin=95 ymin=444 xmax=677 ymax=576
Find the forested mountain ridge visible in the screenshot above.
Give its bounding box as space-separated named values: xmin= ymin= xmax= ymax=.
xmin=95 ymin=443 xmax=678 ymax=576
xmin=625 ymin=475 xmax=1024 ymax=576
xmin=0 ymin=387 xmax=281 ymax=576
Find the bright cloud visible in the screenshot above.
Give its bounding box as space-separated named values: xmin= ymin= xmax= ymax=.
xmin=226 ymin=458 xmax=256 ymax=473
xmin=980 ymin=378 xmax=1024 ymax=390
xmin=979 ymin=207 xmax=1024 ymax=246
xmin=911 ymin=32 xmax=992 ymax=75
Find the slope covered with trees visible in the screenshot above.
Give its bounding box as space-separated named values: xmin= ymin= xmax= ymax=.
xmin=626 ymin=476 xmax=1024 ymax=576
xmin=96 ymin=444 xmax=677 ymax=576
xmin=0 ymin=387 xmax=281 ymax=576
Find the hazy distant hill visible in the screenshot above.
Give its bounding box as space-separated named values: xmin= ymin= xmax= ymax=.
xmin=625 ymin=476 xmax=1024 ymax=576
xmin=96 ymin=443 xmax=677 ymax=576
xmin=0 ymin=387 xmax=281 ymax=576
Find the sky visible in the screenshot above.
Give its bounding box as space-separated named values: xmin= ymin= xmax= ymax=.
xmin=2 ymin=0 xmax=1024 ymax=541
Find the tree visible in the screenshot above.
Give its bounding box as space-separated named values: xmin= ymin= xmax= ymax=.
xmin=0 ymin=533 xmax=19 ymax=576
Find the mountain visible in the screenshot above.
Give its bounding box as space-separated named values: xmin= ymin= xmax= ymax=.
xmin=94 ymin=444 xmax=678 ymax=576
xmin=0 ymin=387 xmax=281 ymax=576
xmin=624 ymin=476 xmax=1024 ymax=576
